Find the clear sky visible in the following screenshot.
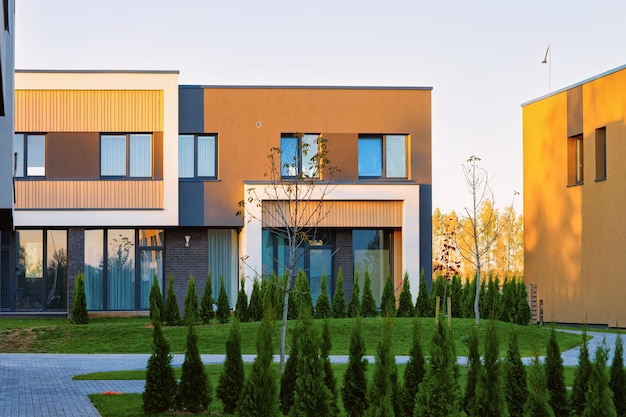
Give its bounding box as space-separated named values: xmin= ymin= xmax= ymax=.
xmin=14 ymin=0 xmax=626 ymax=214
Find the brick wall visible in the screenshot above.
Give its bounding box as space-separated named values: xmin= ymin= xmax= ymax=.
xmin=67 ymin=227 xmax=85 ymax=316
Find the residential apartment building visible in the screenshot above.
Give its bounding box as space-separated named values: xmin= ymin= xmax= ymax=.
xmin=1 ymin=70 xmax=432 ymax=315
xmin=522 ymin=65 xmax=626 ymax=326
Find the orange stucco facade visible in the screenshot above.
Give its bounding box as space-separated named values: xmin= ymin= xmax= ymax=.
xmin=523 ymin=65 xmax=626 ymax=326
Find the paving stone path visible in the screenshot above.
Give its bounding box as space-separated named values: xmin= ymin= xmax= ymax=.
xmin=1 ymin=329 xmax=624 ymax=416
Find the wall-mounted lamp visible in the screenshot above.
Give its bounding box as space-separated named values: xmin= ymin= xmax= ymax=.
xmin=184 ymin=235 xmax=191 ymax=248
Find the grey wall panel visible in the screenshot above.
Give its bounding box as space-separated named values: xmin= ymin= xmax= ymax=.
xmin=419 ymin=184 xmax=432 ymax=290
xmin=179 ymin=181 xmax=205 ymax=226
xmin=179 ymin=87 xmax=204 ymax=133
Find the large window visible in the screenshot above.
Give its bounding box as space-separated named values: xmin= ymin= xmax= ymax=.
xmin=567 ymin=134 xmax=584 ymax=185
xmin=101 ymin=134 xmax=152 ymax=177
xmin=179 ymin=134 xmax=217 ymax=178
xmin=84 ymin=229 xmax=163 ymax=311
xmin=595 ymin=127 xmax=606 ymax=181
xmin=207 ymin=229 xmax=238 ymax=307
xmin=280 ymin=133 xmax=320 ymax=178
xmin=358 ymin=134 xmax=407 ymax=178
xmin=353 ymin=229 xmax=391 ymax=306
xmin=14 ymin=133 xmax=46 ymax=177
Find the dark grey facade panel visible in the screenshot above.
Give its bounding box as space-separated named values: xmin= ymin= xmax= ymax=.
xmin=419 ymin=184 xmax=432 ymax=290
xmin=179 ymin=181 xmax=205 ymax=226
xmin=179 ymin=87 xmax=204 ymax=133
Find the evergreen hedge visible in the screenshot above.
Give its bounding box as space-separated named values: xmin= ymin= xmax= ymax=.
xmin=216 ymin=276 xmax=230 ymax=324
xmin=71 ymin=273 xmax=88 ymax=325
xmin=609 ymin=333 xmax=626 ymax=416
xmin=401 ymin=319 xmax=426 ymax=417
xmin=248 ymin=279 xmax=263 ymax=322
xmin=332 ymin=269 xmax=346 ymax=318
xmin=342 ymin=318 xmax=369 ymax=417
xmin=143 ymin=312 xmax=177 ymax=413
xmin=314 ymin=273 xmax=332 ymax=319
xmin=397 ymin=272 xmax=414 ymax=318
xmin=380 ymin=271 xmax=396 ymax=318
xmin=163 ymin=273 xmax=181 ymax=326
xmin=347 ymin=270 xmax=362 ymax=318
xmin=415 ymin=270 xmax=431 ymax=318
xmin=235 ymin=277 xmax=249 ymax=322
xmin=570 ymin=326 xmax=591 ymax=417
xmin=361 ymin=267 xmax=377 ymax=318
xmin=200 ymin=272 xmax=214 ymax=324
xmin=149 ymin=275 xmax=163 ymax=324
xmin=504 ymin=328 xmax=528 ymax=417
xmin=545 ymin=326 xmax=569 ymax=417
xmin=183 ymin=275 xmax=199 ymax=325
xmin=216 ymin=319 xmax=244 ymax=414
xmin=178 ymin=323 xmax=211 ymax=412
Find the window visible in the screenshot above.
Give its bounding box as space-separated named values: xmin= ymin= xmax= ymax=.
xmin=280 ymin=133 xmax=320 ymax=178
xmin=567 ymin=134 xmax=583 ymax=185
xmin=101 ymin=134 xmax=152 ymax=177
xmin=14 ymin=133 xmax=46 ymax=177
xmin=358 ymin=134 xmax=407 ymax=178
xmin=179 ymin=134 xmax=217 ymax=178
xmin=353 ymin=229 xmax=391 ymax=306
xmin=595 ymin=127 xmax=606 ymax=181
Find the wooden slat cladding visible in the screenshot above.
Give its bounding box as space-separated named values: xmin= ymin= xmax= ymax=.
xmin=15 ymin=180 xmax=163 ymax=209
xmin=15 ymin=90 xmax=163 ymax=132
xmin=262 ymin=200 xmax=403 ymax=228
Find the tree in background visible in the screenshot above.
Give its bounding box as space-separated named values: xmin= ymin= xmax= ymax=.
xmin=71 ymin=273 xmax=88 ymax=325
xmin=149 ymin=275 xmax=163 ymax=323
xmin=361 ymin=267 xmax=378 ymax=318
xmin=545 ymin=326 xmax=569 ymax=417
xmin=570 ymin=326 xmax=591 ymax=417
xmin=143 ymin=307 xmax=177 ymax=413
xmin=380 ymin=271 xmax=396 ymax=318
xmin=178 ymin=323 xmax=211 ymax=412
xmin=461 ymin=324 xmax=481 ymax=416
xmin=609 ymin=332 xmax=626 ymax=416
xmin=342 ymin=318 xmax=369 ymax=417
xmin=401 ymin=319 xmax=426 ymax=417
xmin=332 ymin=269 xmax=346 ymax=318
xmin=582 ymin=340 xmax=617 ymax=417
xmin=247 ymin=279 xmax=263 ymax=321
xmin=347 ymin=270 xmax=362 ymax=318
xmin=315 ymin=272 xmax=332 ymax=319
xmin=216 ymin=276 xmax=230 ymax=324
xmin=235 ymin=277 xmax=249 ymax=322
xmin=199 ymin=272 xmax=214 ymax=324
xmin=163 ymin=273 xmax=181 ymax=326
xmin=415 ymin=270 xmax=431 ymax=317
xmin=397 ymin=272 xmax=414 ymax=318
xmin=450 ymin=275 xmax=463 ymax=318
xmin=504 ymin=329 xmax=528 ymax=417
xmin=216 ymin=319 xmax=245 ymax=414
xmin=525 ymin=354 xmax=555 ymax=417
xmin=184 ymin=275 xmax=199 ymax=325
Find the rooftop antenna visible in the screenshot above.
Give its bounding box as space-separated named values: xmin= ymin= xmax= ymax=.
xmin=541 ymin=43 xmax=551 ymax=92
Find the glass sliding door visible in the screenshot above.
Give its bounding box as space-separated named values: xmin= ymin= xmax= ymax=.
xmin=138 ymin=229 xmax=164 ymax=310
xmin=107 ymin=230 xmax=135 ymax=310
xmin=84 ymin=230 xmax=104 ymax=310
xmin=46 ymin=230 xmax=67 ymax=310
xmin=208 ymin=230 xmax=238 ymax=307
xmin=16 ymin=230 xmax=44 ymax=310
xmin=353 ymin=230 xmax=390 ymax=308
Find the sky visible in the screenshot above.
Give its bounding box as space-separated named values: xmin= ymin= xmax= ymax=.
xmin=13 ymin=0 xmax=626 ymax=214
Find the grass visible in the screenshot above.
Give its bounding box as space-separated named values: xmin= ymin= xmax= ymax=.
xmin=0 ymin=316 xmax=583 ymax=357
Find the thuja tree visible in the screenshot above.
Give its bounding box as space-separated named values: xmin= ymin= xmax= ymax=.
xmin=149 ymin=275 xmax=163 ymax=323
xmin=380 ymin=271 xmax=396 ymax=318
xmin=367 ymin=316 xmax=398 ymax=417
xmin=143 ymin=310 xmax=177 ymax=413
xmin=236 ymin=133 xmax=338 ymax=373
xmin=216 ymin=276 xmax=230 ymax=324
xmin=450 ymin=275 xmax=463 ymax=318
xmin=279 ymin=320 xmax=300 ymax=415
xmin=515 ymin=280 xmax=532 ymax=325
xmin=504 ymin=329 xmax=528 ymax=417
xmin=184 ymin=275 xmax=199 ymax=325
xmin=415 ymin=270 xmax=431 ymax=317
xmin=200 ymin=272 xmax=214 ymax=324
xmin=583 ymin=340 xmax=617 ymax=417
xmin=415 ymin=318 xmax=462 ymax=417
xmin=332 ymin=269 xmax=346 ymax=318
xmin=525 ymin=355 xmax=555 ymax=417
xmin=71 ymin=273 xmax=88 ymax=324
xmin=401 ymin=319 xmax=426 ymax=417
xmin=460 ymin=276 xmax=476 ymax=318
xmin=235 ymin=277 xmax=249 ymax=322
xmin=322 ymin=318 xmax=339 ymax=416
xmin=499 ymin=277 xmax=516 ymax=323
xmin=237 ymin=312 xmax=279 ymax=417
xmin=483 ymin=275 xmax=501 ymax=320
xmin=295 ymin=270 xmax=313 ymax=317
xmin=609 ymin=333 xmax=626 ymax=416
xmin=216 ymin=319 xmax=245 ymax=414
xmin=163 ymin=273 xmax=181 ymax=326
xmin=461 ymin=324 xmax=481 ymax=416
xmin=474 ymin=320 xmax=506 ymax=417
xmin=397 ymin=272 xmax=414 ymax=318
xmin=178 ymin=323 xmax=211 ymax=412
xmin=347 ymin=270 xmax=362 ymax=318
xmin=314 ymin=272 xmax=331 ymax=319
xmin=361 ymin=267 xmax=377 ymax=318
xmin=248 ymin=279 xmax=263 ymax=321
xmin=545 ymin=325 xmax=569 ymax=417
xmin=342 ymin=318 xmax=369 ymax=417
xmin=570 ymin=326 xmax=591 ymax=417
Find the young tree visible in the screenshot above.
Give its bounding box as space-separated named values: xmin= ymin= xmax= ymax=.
xmin=570 ymin=326 xmax=591 ymax=417
xmin=332 ymin=269 xmax=346 ymax=318
xmin=217 ymin=319 xmax=245 ymax=414
xmin=461 ymin=325 xmax=481 ymax=416
xmin=583 ymin=340 xmax=617 ymax=417
xmin=455 ymin=155 xmax=517 ymax=324
xmin=380 ymin=271 xmax=396 ymax=318
xmin=143 ymin=311 xmax=177 ymax=413
xmin=216 ymin=276 xmax=230 ymax=324
xmin=163 ymin=273 xmax=181 ymax=326
xmin=415 ymin=270 xmax=431 ymax=317
xmin=609 ymin=333 xmax=626 ymax=417
xmin=71 ymin=273 xmax=88 ymax=324
xmin=149 ymin=275 xmax=163 ymax=323
xmin=504 ymin=329 xmax=528 ymax=417
xmin=347 ymin=270 xmax=362 ymax=318
xmin=401 ymin=319 xmax=426 ymax=417
xmin=315 ymin=272 xmax=332 ymax=319
xmin=235 ymin=277 xmax=249 ymax=322
xmin=178 ymin=323 xmax=211 ymax=412
xmin=474 ymin=320 xmax=506 ymax=417
xmin=545 ymin=326 xmax=569 ymax=417
xmin=342 ymin=318 xmax=369 ymax=417
xmin=397 ymin=272 xmax=414 ymax=318
xmin=525 ymin=355 xmax=555 ymax=417
xmin=183 ymin=275 xmax=199 ymax=325
xmin=200 ymin=272 xmax=214 ymax=324
xmin=361 ymin=267 xmax=378 ymax=318
xmin=248 ymin=278 xmax=263 ymax=321
xmin=236 ymin=133 xmax=338 ymax=373
xmin=322 ymin=318 xmax=340 ymax=416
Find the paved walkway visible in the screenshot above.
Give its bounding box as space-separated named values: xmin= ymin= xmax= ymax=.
xmin=1 ymin=329 xmax=624 ymax=416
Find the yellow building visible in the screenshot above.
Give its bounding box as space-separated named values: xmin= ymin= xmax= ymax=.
xmin=522 ymin=65 xmax=626 ymax=326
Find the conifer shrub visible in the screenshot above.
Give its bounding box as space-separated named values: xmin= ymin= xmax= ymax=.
xmin=515 ymin=280 xmax=532 ymax=325
xmin=415 ymin=270 xmax=431 ymax=317
xmin=499 ymin=277 xmax=516 ymax=322
xmin=474 ymin=320 xmax=506 ymax=417
xmin=347 ymin=270 xmax=362 ymax=318
xmin=342 ymin=318 xmax=369 ymax=417
xmin=367 ymin=316 xmax=398 ymax=417
xmin=504 ymin=328 xmax=528 ymax=417
xmin=235 ymin=277 xmax=249 ymax=322
xmin=216 ymin=276 xmax=230 ymax=324
xmin=248 ymin=278 xmax=263 ymax=321
xmin=200 ymin=273 xmax=214 ymax=324
xmin=460 ymin=276 xmax=476 ymax=318
xmin=71 ymin=273 xmax=88 ymax=325
xmin=183 ymin=275 xmax=199 ymax=325
xmin=178 ymin=323 xmax=211 ymax=412
xmin=143 ymin=313 xmax=177 ymax=413
xmin=361 ymin=267 xmax=377 ymax=318
xmin=397 ymin=272 xmax=414 ymax=318
xmin=279 ymin=320 xmax=299 ymax=415
xmin=236 ymin=313 xmax=278 ymax=417
xmin=163 ymin=273 xmax=182 ymax=326
xmin=609 ymin=333 xmax=626 ymax=417
xmin=570 ymin=326 xmax=591 ymax=417
xmin=450 ymin=275 xmax=463 ymax=318
xmin=525 ymin=355 xmax=555 ymax=417
xmin=583 ymin=340 xmax=617 ymax=417
xmin=401 ymin=319 xmax=426 ymax=417
xmin=314 ymin=272 xmax=331 ymax=319
xmin=295 ymin=270 xmax=313 ymax=317
xmin=483 ymin=275 xmax=500 ymax=319
xmin=545 ymin=325 xmax=569 ymax=417
xmin=461 ymin=324 xmax=481 ymax=416
xmin=429 ymin=275 xmax=447 ymax=315
xmin=332 ymin=268 xmax=346 ymax=318
xmin=149 ymin=274 xmax=163 ymax=324
xmin=322 ymin=318 xmax=339 ymax=416
xmin=216 ymin=319 xmax=245 ymax=414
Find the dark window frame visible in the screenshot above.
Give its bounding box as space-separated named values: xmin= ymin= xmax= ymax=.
xmin=595 ymin=127 xmax=606 ymax=181
xmin=280 ymin=133 xmax=321 ymax=179
xmin=567 ymin=134 xmax=584 ymax=186
xmin=178 ymin=133 xmax=218 ymax=180
xmin=100 ymin=133 xmax=153 ymax=179
xmin=358 ymin=134 xmax=408 ymax=179
xmin=14 ymin=133 xmax=47 ymax=178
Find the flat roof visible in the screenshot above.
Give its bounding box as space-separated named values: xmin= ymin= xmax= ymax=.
xmin=16 ymin=69 xmax=180 ymax=74
xmin=522 ymin=63 xmax=626 ymax=107
xmin=180 ymin=84 xmax=432 ymax=91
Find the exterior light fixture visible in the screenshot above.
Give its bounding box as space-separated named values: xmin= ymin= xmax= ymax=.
xmin=184 ymin=235 xmax=191 ymax=248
